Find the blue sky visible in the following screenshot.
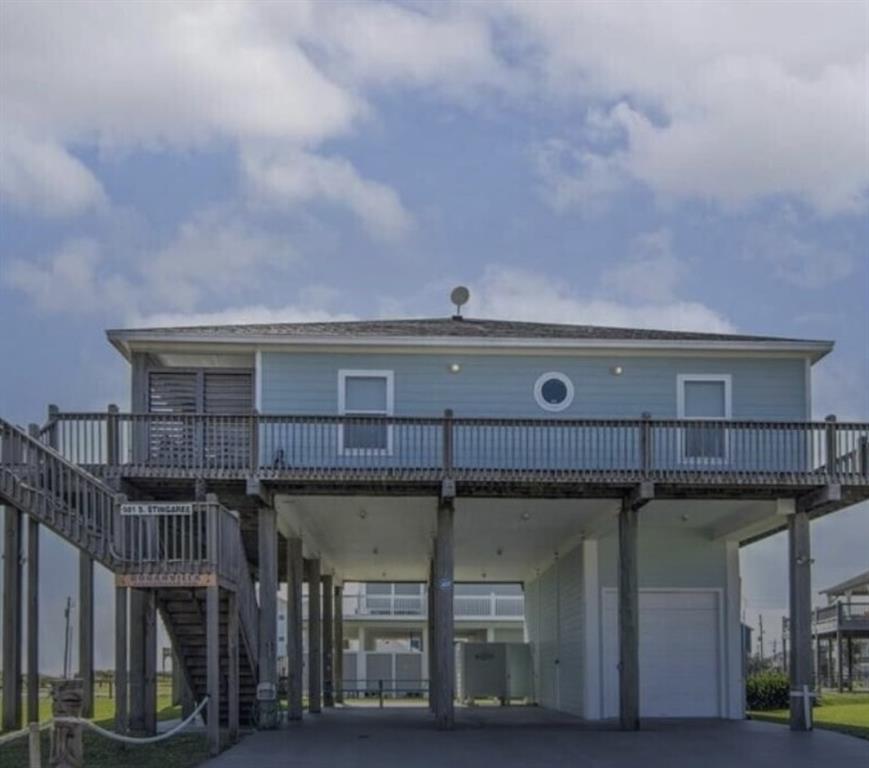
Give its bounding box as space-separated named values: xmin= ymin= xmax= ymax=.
xmin=1 ymin=1 xmax=867 ymax=671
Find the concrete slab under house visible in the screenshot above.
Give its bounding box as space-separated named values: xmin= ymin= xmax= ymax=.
xmin=1 ymin=314 xmax=868 ymax=760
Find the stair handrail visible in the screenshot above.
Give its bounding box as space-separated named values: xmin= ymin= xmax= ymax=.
xmin=0 ymin=417 xmax=118 ymax=568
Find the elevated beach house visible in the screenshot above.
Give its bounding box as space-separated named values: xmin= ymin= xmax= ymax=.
xmin=2 ymin=314 xmax=867 ymax=754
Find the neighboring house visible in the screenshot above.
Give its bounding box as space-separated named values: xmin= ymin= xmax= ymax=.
xmin=784 ymin=569 xmax=869 ymax=690
xmin=277 ymin=582 xmax=524 ymax=695
xmin=2 ymin=314 xmax=867 ymax=748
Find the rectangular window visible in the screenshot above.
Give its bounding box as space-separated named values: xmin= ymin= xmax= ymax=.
xmin=677 ymin=375 xmax=732 ymax=461
xmin=338 ymin=370 xmax=393 ymax=454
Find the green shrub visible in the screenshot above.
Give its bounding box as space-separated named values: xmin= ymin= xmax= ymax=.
xmin=747 ymin=671 xmax=791 ymax=711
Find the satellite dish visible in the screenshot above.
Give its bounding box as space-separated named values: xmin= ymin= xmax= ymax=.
xmin=450 ymin=285 xmax=470 ymax=318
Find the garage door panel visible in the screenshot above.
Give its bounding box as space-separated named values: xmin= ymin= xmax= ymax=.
xmin=603 ymin=590 xmax=721 ymax=718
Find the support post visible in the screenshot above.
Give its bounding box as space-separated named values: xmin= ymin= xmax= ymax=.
xmin=206 ymin=581 xmax=220 ymax=756
xmin=114 ymin=586 xmax=128 ymax=733
xmin=847 ymin=636 xmax=854 ymax=691
xmin=322 ymin=573 xmax=334 ymax=707
xmin=836 ymin=626 xmax=844 ymax=693
xmin=286 ymin=537 xmax=304 ymax=720
xmin=307 ymin=557 xmax=322 ymax=713
xmin=228 ymin=589 xmax=239 ymax=743
xmin=26 ymin=516 xmax=39 ymax=724
xmin=427 ymin=554 xmax=436 ymax=714
xmin=618 ymin=496 xmax=640 ymax=731
xmin=334 ymin=583 xmax=344 ymax=704
xmin=129 ymin=588 xmax=146 ymax=734
xmin=2 ymin=505 xmax=23 ymax=732
xmin=257 ymin=507 xmax=278 ymax=689
xmin=434 ymin=498 xmax=455 ymax=730
xmin=788 ymin=508 xmax=813 ymax=731
xmin=143 ymin=590 xmax=157 ymax=735
xmin=78 ymin=553 xmax=94 ymax=718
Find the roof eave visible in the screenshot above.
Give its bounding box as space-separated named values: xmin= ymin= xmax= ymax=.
xmin=105 ymin=329 xmax=835 ymax=362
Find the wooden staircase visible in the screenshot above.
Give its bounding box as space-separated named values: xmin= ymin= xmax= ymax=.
xmin=158 ymin=588 xmax=259 ymax=724
xmin=0 ymin=418 xmax=261 ymax=728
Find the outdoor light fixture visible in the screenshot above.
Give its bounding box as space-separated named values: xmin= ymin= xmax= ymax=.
xmin=496 ymin=547 xmax=503 ymax=556
xmin=610 ymin=365 xmax=624 ymax=376
xmin=449 ymin=362 xmax=462 ymax=373
xmin=358 ymin=509 xmax=367 ymax=519
xmin=520 ymin=511 xmax=530 ymax=521
xmin=372 ymin=546 xmax=379 ymax=555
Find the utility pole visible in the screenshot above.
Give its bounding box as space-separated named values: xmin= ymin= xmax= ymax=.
xmin=63 ymin=596 xmax=73 ymax=678
xmin=758 ymin=614 xmax=765 ymax=662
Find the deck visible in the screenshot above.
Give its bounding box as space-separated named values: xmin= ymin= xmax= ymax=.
xmin=36 ymin=409 xmax=869 ymax=502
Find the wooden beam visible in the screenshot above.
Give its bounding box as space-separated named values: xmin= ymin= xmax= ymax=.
xmin=2 ymin=506 xmax=23 ymax=732
xmin=257 ymin=507 xmax=278 ymax=687
xmin=797 ymin=484 xmax=842 ymax=514
xmin=626 ymin=481 xmax=654 ymax=511
xmin=228 ymin=590 xmax=239 ymax=743
xmin=322 ymin=574 xmax=334 ymax=707
xmin=286 ymin=537 xmax=304 ymax=720
xmin=206 ymin=582 xmax=220 ymax=755
xmin=26 ymin=517 xmax=39 ymax=724
xmin=79 ymin=553 xmax=95 ymax=718
xmin=114 ymin=586 xmax=128 ymax=733
xmin=307 ymin=557 xmax=322 ymax=714
xmin=334 ymin=583 xmax=344 ymax=705
xmin=618 ymin=496 xmax=640 ymax=731
xmin=788 ymin=509 xmax=813 ymax=731
xmin=434 ymin=498 xmax=455 ymax=730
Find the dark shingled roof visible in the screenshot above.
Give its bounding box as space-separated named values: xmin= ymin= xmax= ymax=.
xmin=111 ymin=317 xmax=826 ymax=344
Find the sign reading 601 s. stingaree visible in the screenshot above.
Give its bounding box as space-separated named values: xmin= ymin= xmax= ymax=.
xmin=119 ymin=502 xmax=194 ymax=516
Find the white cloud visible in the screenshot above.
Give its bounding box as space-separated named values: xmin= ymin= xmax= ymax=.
xmin=140 ymin=209 xmax=298 ymax=310
xmin=601 ymin=229 xmax=681 ymax=303
xmin=242 ymin=148 xmax=412 ymax=241
xmin=3 ymin=238 xmax=130 ymax=313
xmin=473 ymin=266 xmax=735 ymax=333
xmin=0 ymin=131 xmax=106 ymax=216
xmin=2 ymin=210 xmax=299 ymax=317
xmin=135 ymin=305 xmax=356 ymax=329
xmin=515 ymin=2 xmax=868 ymax=215
xmin=532 ymin=139 xmax=627 ymax=218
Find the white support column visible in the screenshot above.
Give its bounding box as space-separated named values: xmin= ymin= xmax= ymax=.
xmin=307 ymin=558 xmax=322 ymax=713
xmin=582 ymin=537 xmax=601 ymax=720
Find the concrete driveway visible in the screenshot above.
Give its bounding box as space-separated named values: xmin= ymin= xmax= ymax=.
xmin=201 ymin=706 xmax=867 ymax=767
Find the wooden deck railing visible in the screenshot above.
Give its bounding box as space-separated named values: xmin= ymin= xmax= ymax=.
xmin=784 ymin=600 xmax=869 ymax=636
xmin=0 ymin=417 xmax=118 ymax=567
xmin=37 ymin=410 xmax=869 ymax=486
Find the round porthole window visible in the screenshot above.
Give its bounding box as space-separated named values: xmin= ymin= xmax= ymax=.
xmin=534 ymin=372 xmax=574 ymax=412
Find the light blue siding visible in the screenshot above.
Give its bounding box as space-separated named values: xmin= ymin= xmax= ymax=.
xmin=260 ymin=352 xmax=807 ymax=420
xmin=258 ymin=351 xmax=809 ymax=472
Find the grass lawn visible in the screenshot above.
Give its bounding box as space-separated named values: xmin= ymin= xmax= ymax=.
xmin=1 ymin=681 xmax=211 ymax=767
xmin=750 ymin=691 xmax=869 ymax=740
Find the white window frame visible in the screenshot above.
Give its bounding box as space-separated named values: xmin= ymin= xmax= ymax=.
xmin=676 ymin=374 xmax=732 ymax=464
xmin=338 ymin=369 xmax=394 ymax=456
xmin=534 ymin=371 xmax=575 ymax=413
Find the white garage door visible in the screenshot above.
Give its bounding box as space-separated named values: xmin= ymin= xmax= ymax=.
xmin=602 ymin=590 xmax=721 ymax=718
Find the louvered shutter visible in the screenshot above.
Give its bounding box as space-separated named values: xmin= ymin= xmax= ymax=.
xmin=148 ymin=372 xmax=198 ymax=465
xmin=203 ymin=372 xmax=253 ymax=468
